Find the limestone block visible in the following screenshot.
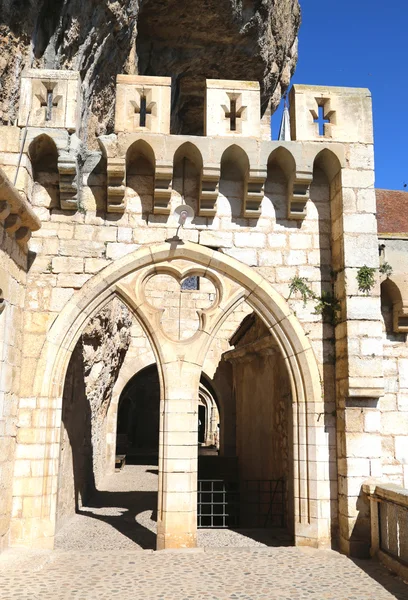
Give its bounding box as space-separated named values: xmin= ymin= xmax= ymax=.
xmin=343 ymin=236 xmax=379 ymax=269
xmin=18 ymin=69 xmax=80 ymax=131
xmin=399 ymin=359 xmax=408 ymax=389
xmin=343 ymin=214 xmax=377 ymax=235
xmin=118 ymin=228 xmax=133 ymax=243
xmin=106 ymin=243 xmax=139 ymax=260
xmin=364 ymin=410 xmax=381 ymax=433
xmin=224 ymin=248 xmax=257 ymax=266
xmin=268 ymin=233 xmax=287 ymax=249
xmin=341 ymin=169 xmax=375 ymax=190
xmin=346 ymin=433 xmax=382 ymax=458
xmin=397 ymin=394 xmax=408 ymax=411
xmin=234 ymin=232 xmax=266 ymax=248
xmin=289 ymin=85 xmax=373 ymax=144
xmin=0 ymin=126 xmax=20 ymax=153
xmin=289 ymin=234 xmax=312 ymax=250
xmin=347 ymin=145 xmax=375 ymax=171
xmin=382 ymin=412 xmax=408 ymax=435
xmin=356 ymin=188 xmax=377 ymax=213
xmin=133 ymin=228 xmax=167 ymax=244
xmin=52 ymin=257 xmax=83 ymax=273
xmin=84 ymin=258 xmax=110 ymax=274
xmin=73 ymin=225 xmax=95 ymax=241
xmin=50 ymin=287 xmax=75 ymax=311
xmin=360 ymin=338 xmax=383 ymax=356
xmin=285 ymin=250 xmax=307 ymax=266
xmin=258 ymin=250 xmax=282 ymax=267
xmin=199 ymin=231 xmax=233 ymax=248
xmin=344 ymin=408 xmax=364 ymax=432
xmin=205 ymin=79 xmax=261 ymax=138
xmin=346 ymin=297 xmax=381 ymax=321
xmin=57 ymin=274 xmax=91 ymax=288
xmin=115 ymin=75 xmax=171 ymax=134
xmin=59 ymin=240 xmax=105 ymax=258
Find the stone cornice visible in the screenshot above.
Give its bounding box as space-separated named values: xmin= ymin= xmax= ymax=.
xmin=223 ymin=334 xmax=279 ymax=363
xmin=0 ymin=166 xmax=41 ymax=247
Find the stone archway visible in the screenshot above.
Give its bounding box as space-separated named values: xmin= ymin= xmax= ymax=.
xmin=11 ymin=242 xmax=328 ymax=550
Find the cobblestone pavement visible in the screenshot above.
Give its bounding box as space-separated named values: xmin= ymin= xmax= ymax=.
xmin=54 ymin=464 xmax=283 ymax=551
xmin=1 ymin=465 xmax=407 ymax=599
xmin=1 ymin=546 xmax=408 ymax=600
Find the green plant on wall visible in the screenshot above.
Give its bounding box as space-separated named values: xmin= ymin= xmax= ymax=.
xmin=356 ymin=265 xmax=376 ymax=294
xmin=288 ymin=277 xmax=340 ymax=325
xmin=288 ymin=276 xmax=315 ymax=306
xmin=314 ymin=290 xmax=341 ymax=326
xmin=379 ymin=262 xmax=393 ymax=278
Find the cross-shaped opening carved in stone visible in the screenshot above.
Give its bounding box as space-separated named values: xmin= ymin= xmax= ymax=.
xmin=312 ymin=101 xmax=335 ymax=136
xmin=223 ymin=95 xmax=246 ymax=132
xmin=131 ymin=89 xmax=156 ymax=128
xmin=37 ymin=83 xmax=61 ymax=122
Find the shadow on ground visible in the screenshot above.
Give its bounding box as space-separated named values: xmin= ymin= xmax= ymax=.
xmin=353 ymin=558 xmax=408 ymax=600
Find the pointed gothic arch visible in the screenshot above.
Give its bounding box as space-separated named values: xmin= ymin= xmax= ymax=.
xmin=13 ymin=242 xmax=328 ymax=550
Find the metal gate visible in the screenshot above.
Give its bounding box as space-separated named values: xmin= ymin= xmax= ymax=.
xmin=197 ymin=478 xmax=285 ymax=529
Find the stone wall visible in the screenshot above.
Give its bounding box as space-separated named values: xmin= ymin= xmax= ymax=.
xmin=379 ymin=236 xmax=408 ymax=488
xmin=3 ymin=82 xmax=391 ymax=553
xmin=0 ymin=227 xmax=28 ymax=551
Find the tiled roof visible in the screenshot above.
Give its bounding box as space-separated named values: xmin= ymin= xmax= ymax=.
xmin=376 ymin=189 xmax=408 ymax=234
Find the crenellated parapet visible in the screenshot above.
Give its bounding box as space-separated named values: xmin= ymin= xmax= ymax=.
xmin=18 ymin=70 xmax=81 ymax=211
xmin=3 ymin=72 xmax=375 ymax=228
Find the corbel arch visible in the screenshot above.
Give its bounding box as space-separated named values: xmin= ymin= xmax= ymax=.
xmin=219 ymin=144 xmax=250 ymax=218
xmin=172 ymin=142 xmax=203 ymax=214
xmin=13 ymin=242 xmax=328 ymax=550
xmin=28 ymin=132 xmax=78 ymax=211
xmin=29 ymin=134 xmax=59 ymax=209
xmin=381 ymin=277 xmax=408 ymax=334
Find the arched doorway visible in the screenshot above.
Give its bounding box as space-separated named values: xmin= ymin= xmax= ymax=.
xmin=117 ymin=365 xmax=161 ymax=460
xmin=12 ymin=243 xmax=328 ymax=551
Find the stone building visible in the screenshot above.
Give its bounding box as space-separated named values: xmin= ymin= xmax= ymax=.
xmin=0 ymin=47 xmax=408 ymax=559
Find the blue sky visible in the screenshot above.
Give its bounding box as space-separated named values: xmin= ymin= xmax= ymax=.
xmin=271 ymin=1 xmax=408 ymax=190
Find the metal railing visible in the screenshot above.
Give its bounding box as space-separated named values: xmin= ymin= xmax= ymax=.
xmin=197 ymin=478 xmax=285 ymax=529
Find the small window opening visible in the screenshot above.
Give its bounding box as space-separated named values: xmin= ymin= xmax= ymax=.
xmin=313 ymin=105 xmax=330 ymax=136
xmin=181 ymin=276 xmax=200 ymax=291
xmin=230 ymin=99 xmax=237 ymax=131
xmin=140 ymin=95 xmax=147 ymax=128
xmin=46 ymin=89 xmax=54 ymax=121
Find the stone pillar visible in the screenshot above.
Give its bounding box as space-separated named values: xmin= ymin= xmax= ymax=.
xmin=290 ymin=83 xmax=385 ymax=556
xmin=156 ymin=360 xmax=201 ymax=550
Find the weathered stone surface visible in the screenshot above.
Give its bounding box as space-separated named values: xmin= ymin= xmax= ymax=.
xmin=0 ymin=0 xmax=300 ymax=138
xmin=82 ymin=299 xmax=132 ymax=481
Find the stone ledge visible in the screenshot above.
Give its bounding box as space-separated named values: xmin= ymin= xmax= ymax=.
xmin=0 ymin=166 xmax=41 ymax=248
xmin=363 ymin=481 xmax=408 ymax=508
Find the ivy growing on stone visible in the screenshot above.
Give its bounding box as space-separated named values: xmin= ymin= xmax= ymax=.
xmin=288 ymin=276 xmax=315 ymax=306
xmin=356 ymin=265 xmax=376 ymax=294
xmin=288 ymin=277 xmax=340 ymax=325
xmin=379 ymin=262 xmax=393 ymax=278
xmin=313 ymin=290 xmax=341 ymax=325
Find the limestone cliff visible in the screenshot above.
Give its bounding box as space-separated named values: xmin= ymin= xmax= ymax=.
xmin=81 ymin=298 xmax=132 ymax=483
xmin=0 ymin=0 xmax=300 ymax=138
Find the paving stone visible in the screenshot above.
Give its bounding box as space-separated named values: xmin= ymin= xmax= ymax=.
xmin=0 ymin=465 xmax=407 ymax=600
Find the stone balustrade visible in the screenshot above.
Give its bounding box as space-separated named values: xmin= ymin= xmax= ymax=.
xmin=364 ymin=482 xmax=408 ymax=580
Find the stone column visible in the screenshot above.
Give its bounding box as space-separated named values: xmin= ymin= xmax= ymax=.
xmin=156 ymin=359 xmax=201 ymax=550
